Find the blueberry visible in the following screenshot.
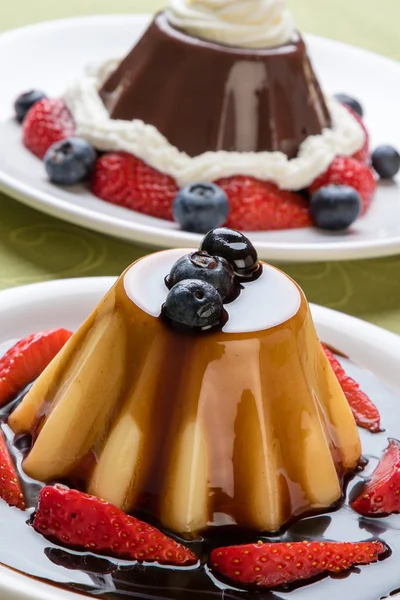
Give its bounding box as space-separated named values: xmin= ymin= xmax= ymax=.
xmin=371 ymin=145 xmax=400 ymax=180
xmin=173 ymin=183 xmax=229 ymax=233
xmin=164 ymin=279 xmax=223 ymax=329
xmin=44 ymin=137 xmax=97 ymax=185
xmin=168 ymin=251 xmax=236 ymax=300
xmin=14 ymin=90 xmax=47 ymax=123
xmin=200 ymin=228 xmax=259 ymax=278
xmin=310 ymin=185 xmax=362 ymax=231
xmin=334 ymin=94 xmax=364 ymax=118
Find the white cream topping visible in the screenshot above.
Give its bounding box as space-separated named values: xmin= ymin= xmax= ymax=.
xmin=65 ymin=60 xmax=366 ymax=191
xmin=166 ymin=0 xmax=295 ymax=49
xmin=123 ymin=248 xmax=301 ymax=334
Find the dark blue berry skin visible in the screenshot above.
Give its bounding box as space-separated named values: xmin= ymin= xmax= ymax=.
xmin=334 ymin=94 xmax=364 ymax=118
xmin=168 ymin=251 xmax=236 ymax=300
xmin=14 ymin=90 xmax=47 ymax=123
xmin=372 ymin=145 xmax=400 ymax=180
xmin=173 ymin=183 xmax=229 ymax=234
xmin=164 ymin=279 xmax=223 ymax=329
xmin=44 ymin=137 xmax=97 ymax=186
xmin=310 ymin=185 xmax=362 ymax=231
xmin=200 ymin=228 xmax=259 ymax=278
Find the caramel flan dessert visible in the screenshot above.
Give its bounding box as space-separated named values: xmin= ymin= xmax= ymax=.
xmin=17 ymin=1 xmax=388 ymax=234
xmin=9 ymin=228 xmax=361 ymax=535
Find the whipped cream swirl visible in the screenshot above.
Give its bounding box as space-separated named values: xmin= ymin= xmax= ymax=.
xmin=166 ymin=0 xmax=295 ymax=49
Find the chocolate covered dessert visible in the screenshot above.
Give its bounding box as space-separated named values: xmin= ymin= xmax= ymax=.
xmin=17 ymin=0 xmax=395 ymax=235
xmin=99 ymin=12 xmax=331 ymax=159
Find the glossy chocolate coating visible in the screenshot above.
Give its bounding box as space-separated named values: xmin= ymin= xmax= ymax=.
xmin=99 ymin=12 xmax=331 ymax=159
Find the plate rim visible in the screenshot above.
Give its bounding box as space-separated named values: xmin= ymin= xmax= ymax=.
xmin=0 ymin=13 xmax=400 ymax=262
xmin=0 ymin=274 xmax=399 ymax=599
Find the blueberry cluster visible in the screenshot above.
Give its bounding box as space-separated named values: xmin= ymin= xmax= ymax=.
xmin=163 ymin=228 xmax=260 ymax=330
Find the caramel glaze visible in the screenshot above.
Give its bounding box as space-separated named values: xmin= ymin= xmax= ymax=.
xmin=99 ymin=12 xmax=331 ymax=159
xmin=9 ymin=263 xmax=360 ymax=536
xmin=0 ymin=354 xmax=397 ymax=600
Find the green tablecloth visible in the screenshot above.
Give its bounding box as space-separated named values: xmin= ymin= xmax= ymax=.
xmin=1 ymin=0 xmax=400 ymax=334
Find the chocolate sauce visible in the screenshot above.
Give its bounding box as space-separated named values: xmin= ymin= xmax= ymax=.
xmin=0 ymin=346 xmax=399 ymax=599
xmin=99 ymin=12 xmax=331 ymax=159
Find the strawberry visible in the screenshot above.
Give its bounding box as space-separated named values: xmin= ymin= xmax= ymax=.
xmin=0 ymin=329 xmax=72 ymax=406
xmin=346 ymin=107 xmax=370 ymax=164
xmin=309 ymin=157 xmax=376 ymax=214
xmin=33 ymin=486 xmax=197 ymax=566
xmin=352 ymin=439 xmax=400 ymax=516
xmin=22 ymin=98 xmax=75 ymax=159
xmin=210 ymin=539 xmax=386 ymax=589
xmin=216 ymin=176 xmax=312 ymax=231
xmin=322 ymin=345 xmax=381 ymax=433
xmin=0 ymin=430 xmax=25 ymax=510
xmin=91 ymin=153 xmax=178 ymax=221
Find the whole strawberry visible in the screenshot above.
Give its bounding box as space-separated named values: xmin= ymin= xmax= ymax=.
xmin=309 ymin=157 xmax=376 ymax=214
xmin=211 ymin=539 xmax=386 ymax=589
xmin=33 ymin=486 xmax=197 ymax=566
xmin=91 ymin=153 xmax=178 ymax=221
xmin=0 ymin=329 xmax=73 ymax=406
xmin=322 ymin=345 xmax=381 ymax=432
xmin=352 ymin=439 xmax=400 ymax=516
xmin=217 ymin=176 xmax=312 ymax=231
xmin=22 ymin=99 xmax=75 ymax=159
xmin=0 ymin=430 xmax=25 ymax=510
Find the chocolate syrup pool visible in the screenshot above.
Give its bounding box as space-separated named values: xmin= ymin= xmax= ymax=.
xmin=0 ymin=345 xmax=400 ymax=600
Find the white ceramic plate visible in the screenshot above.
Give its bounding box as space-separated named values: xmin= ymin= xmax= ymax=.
xmin=0 ymin=15 xmax=400 ymax=261
xmin=0 ymin=277 xmax=399 ymax=599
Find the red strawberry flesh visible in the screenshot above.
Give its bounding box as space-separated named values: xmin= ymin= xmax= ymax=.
xmin=91 ymin=152 xmax=178 ymax=221
xmin=309 ymin=156 xmax=376 ymax=214
xmin=0 ymin=329 xmax=73 ymax=406
xmin=22 ymin=98 xmax=75 ymax=159
xmin=217 ymin=176 xmax=312 ymax=231
xmin=352 ymin=439 xmax=400 ymax=516
xmin=323 ymin=344 xmax=381 ymax=432
xmin=91 ymin=153 xmax=312 ymax=231
xmin=211 ymin=540 xmax=386 ymax=588
xmin=33 ymin=486 xmax=197 ymax=566
xmin=0 ymin=429 xmax=25 ymax=510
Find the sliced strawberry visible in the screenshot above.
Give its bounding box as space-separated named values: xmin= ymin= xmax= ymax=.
xmin=22 ymin=98 xmax=75 ymax=159
xmin=91 ymin=153 xmax=178 ymax=221
xmin=0 ymin=329 xmax=72 ymax=406
xmin=210 ymin=539 xmax=386 ymax=589
xmin=309 ymin=157 xmax=376 ymax=214
xmin=33 ymin=486 xmax=197 ymax=566
xmin=0 ymin=430 xmax=25 ymax=510
xmin=352 ymin=439 xmax=400 ymax=516
xmin=322 ymin=345 xmax=381 ymax=433
xmin=216 ymin=176 xmax=312 ymax=231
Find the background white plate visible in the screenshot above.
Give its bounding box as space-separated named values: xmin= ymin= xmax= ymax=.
xmin=0 ymin=15 xmax=400 ymax=262
xmin=0 ymin=276 xmax=399 ymax=598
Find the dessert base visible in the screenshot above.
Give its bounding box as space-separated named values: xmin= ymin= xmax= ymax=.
xmin=0 ymin=349 xmax=398 ymax=600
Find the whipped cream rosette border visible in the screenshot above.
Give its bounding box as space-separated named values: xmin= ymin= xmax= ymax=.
xmin=65 ymin=59 xmax=366 ymax=191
